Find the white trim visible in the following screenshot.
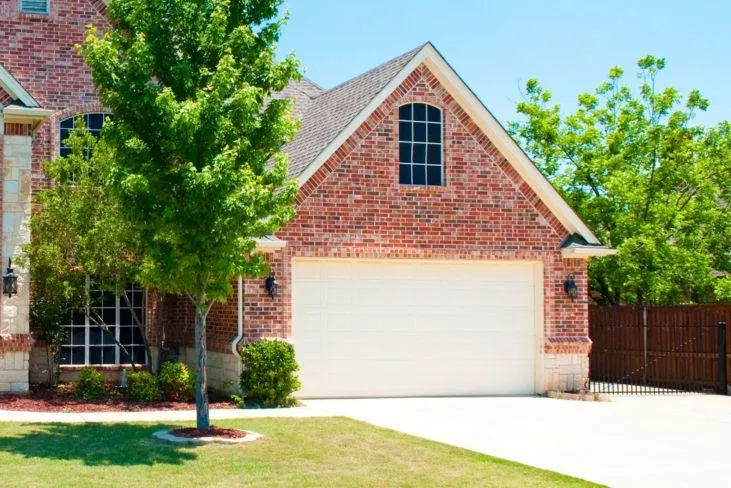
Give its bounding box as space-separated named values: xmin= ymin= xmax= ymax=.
xmin=295 ymin=43 xmax=603 ymax=245
xmin=231 ymin=275 xmax=244 ymax=357
xmin=533 ymin=261 xmax=545 ymax=394
xmin=254 ymin=237 xmax=287 ymax=252
xmin=561 ymin=246 xmax=617 ymax=258
xmin=296 ymin=49 xmax=427 ymax=188
xmin=0 ymin=64 xmax=39 ymax=108
xmin=2 ymin=105 xmax=53 ymax=124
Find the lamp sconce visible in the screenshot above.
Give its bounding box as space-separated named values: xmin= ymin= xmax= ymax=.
xmin=264 ymin=273 xmax=279 ymax=299
xmin=3 ymin=258 xmax=18 ymax=298
xmin=563 ymin=274 xmax=578 ymax=301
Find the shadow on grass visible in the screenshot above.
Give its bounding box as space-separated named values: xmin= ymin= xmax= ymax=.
xmin=0 ymin=423 xmax=197 ymax=466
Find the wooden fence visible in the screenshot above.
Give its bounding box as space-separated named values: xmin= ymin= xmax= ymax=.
xmin=589 ymin=304 xmax=730 ymax=393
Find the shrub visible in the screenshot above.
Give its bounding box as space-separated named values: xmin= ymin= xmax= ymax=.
xmin=240 ymin=339 xmax=301 ymax=408
xmin=75 ymin=367 xmax=106 ymax=400
xmin=127 ymin=371 xmax=162 ymax=402
xmin=158 ymin=362 xmax=195 ymax=401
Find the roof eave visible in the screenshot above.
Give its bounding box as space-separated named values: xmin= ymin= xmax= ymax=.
xmin=0 ymin=64 xmax=40 ymax=108
xmin=254 ymin=236 xmax=287 ymax=252
xmin=2 ymin=105 xmax=53 ymax=132
xmin=561 ymin=246 xmax=617 ymax=259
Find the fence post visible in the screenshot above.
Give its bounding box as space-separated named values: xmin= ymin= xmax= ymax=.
xmin=719 ymin=322 xmax=727 ymax=395
xmin=643 ymin=306 xmax=648 ymax=386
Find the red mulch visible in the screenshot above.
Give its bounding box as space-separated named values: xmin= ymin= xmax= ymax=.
xmin=170 ymin=426 xmax=247 ymax=439
xmin=0 ymin=385 xmax=235 ymax=413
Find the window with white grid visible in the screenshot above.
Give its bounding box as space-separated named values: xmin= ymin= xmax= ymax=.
xmin=59 ymin=284 xmax=147 ymax=366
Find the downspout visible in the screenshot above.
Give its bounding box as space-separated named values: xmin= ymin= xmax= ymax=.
xmin=230 ymin=275 xmax=244 ymax=388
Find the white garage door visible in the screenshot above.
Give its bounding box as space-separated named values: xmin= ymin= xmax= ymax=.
xmin=292 ymin=259 xmax=539 ymax=398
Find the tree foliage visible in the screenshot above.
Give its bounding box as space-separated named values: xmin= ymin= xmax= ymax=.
xmin=79 ymin=0 xmax=300 ymax=428
xmin=510 ymin=56 xmax=731 ymax=305
xmin=25 ymin=122 xmax=150 ymax=371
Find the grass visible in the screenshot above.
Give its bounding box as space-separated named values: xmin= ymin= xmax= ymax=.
xmin=0 ymin=418 xmax=598 ymax=487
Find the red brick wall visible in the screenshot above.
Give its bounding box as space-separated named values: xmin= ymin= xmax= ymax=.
xmin=163 ymin=64 xmax=590 ymax=355
xmin=0 ymin=0 xmax=108 ymax=188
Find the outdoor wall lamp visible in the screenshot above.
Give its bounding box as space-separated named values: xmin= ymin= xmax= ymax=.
xmin=564 ymin=274 xmax=578 ymax=301
xmin=265 ymin=273 xmax=279 ymax=299
xmin=3 ymin=258 xmax=18 ymax=298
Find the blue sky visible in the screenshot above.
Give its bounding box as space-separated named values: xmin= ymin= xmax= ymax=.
xmin=278 ymin=1 xmax=730 ymax=127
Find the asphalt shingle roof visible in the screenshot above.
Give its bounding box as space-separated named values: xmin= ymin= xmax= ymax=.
xmin=280 ymin=44 xmax=425 ymax=178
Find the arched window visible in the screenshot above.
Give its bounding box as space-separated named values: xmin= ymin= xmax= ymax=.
xmin=59 ymin=113 xmax=110 ymax=157
xmin=398 ymin=103 xmax=443 ymax=186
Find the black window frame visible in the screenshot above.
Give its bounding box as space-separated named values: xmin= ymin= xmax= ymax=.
xmin=398 ymin=103 xmax=444 ymax=186
xmin=59 ymin=113 xmax=110 ymax=157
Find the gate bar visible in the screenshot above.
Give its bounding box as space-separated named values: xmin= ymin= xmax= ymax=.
xmin=719 ymin=322 xmax=727 ymax=395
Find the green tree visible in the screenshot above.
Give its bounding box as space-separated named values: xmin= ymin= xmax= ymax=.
xmin=29 ymin=295 xmax=67 ymax=386
xmin=79 ymin=0 xmax=300 ymax=429
xmin=24 ymin=122 xmax=151 ymax=374
xmin=510 ymin=55 xmax=731 ymax=305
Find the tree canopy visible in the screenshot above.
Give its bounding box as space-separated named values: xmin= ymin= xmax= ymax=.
xmin=510 ymin=55 xmax=730 ymax=305
xmin=79 ymin=0 xmax=301 ymax=428
xmin=25 ymin=122 xmax=150 ymax=372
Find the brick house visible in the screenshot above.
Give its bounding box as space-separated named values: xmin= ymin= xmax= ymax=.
xmin=0 ymin=0 xmax=613 ymax=396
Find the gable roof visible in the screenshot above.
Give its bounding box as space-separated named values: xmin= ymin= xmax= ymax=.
xmin=279 ymin=44 xmax=424 ymax=178
xmin=283 ymin=42 xmax=609 ymax=249
xmin=0 ymin=63 xmax=40 ymax=108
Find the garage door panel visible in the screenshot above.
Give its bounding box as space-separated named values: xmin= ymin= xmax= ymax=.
xmin=293 ymin=259 xmax=538 ymax=398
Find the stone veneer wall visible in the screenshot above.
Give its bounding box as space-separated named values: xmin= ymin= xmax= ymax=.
xmin=0 ymin=120 xmax=34 ymax=393
xmin=176 ymin=347 xmax=241 ymax=394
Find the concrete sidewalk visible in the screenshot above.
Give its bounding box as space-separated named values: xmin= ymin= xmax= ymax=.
xmin=0 ymin=405 xmax=331 ymax=423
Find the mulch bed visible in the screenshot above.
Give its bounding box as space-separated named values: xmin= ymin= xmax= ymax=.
xmin=0 ymin=385 xmax=235 ymax=413
xmin=170 ymin=426 xmax=247 ymax=439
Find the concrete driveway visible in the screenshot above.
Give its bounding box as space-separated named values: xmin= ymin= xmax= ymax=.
xmin=305 ymin=395 xmax=731 ymax=487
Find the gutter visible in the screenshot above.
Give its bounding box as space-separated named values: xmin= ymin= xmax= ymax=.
xmin=231 ymin=275 xmax=244 ymax=377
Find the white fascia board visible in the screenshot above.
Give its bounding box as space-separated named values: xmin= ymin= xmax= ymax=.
xmin=2 ymin=105 xmax=53 ymax=122
xmin=0 ymin=65 xmax=40 ymax=108
xmin=296 ymin=47 xmax=430 ymax=188
xmin=561 ymin=247 xmax=617 ymax=259
xmin=254 ymin=237 xmax=287 ymax=252
xmin=296 ymin=43 xmax=602 ymax=245
xmin=419 ymin=45 xmax=600 ymax=244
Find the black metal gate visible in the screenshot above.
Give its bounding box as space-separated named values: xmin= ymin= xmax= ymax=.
xmin=590 ymin=321 xmax=727 ymax=395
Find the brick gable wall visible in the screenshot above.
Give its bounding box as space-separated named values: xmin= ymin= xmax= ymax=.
xmin=162 ymin=64 xmax=590 ymax=368
xmin=0 ymin=0 xmax=109 ymax=189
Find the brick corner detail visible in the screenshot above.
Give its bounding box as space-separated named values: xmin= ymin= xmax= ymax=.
xmin=0 ymin=334 xmax=35 ymax=354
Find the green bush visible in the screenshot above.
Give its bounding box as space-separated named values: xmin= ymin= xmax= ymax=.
xmin=75 ymin=367 xmax=106 ymax=400
xmin=240 ymin=339 xmax=301 ymax=408
xmin=127 ymin=370 xmax=162 ymax=402
xmin=158 ymin=362 xmax=195 ymax=401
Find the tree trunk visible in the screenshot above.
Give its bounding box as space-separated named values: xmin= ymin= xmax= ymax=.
xmin=121 ymin=290 xmax=153 ymax=373
xmin=194 ymin=301 xmax=210 ymax=430
xmin=46 ymin=345 xmax=55 ymax=387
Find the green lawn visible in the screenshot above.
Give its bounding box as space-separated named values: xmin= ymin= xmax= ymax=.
xmin=0 ymin=418 xmax=598 ymax=487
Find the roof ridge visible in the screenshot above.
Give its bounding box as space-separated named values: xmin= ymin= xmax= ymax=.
xmin=315 ymin=42 xmax=427 ymax=97
xmin=288 ymin=79 xmax=322 ymax=100
xmin=300 ymin=76 xmax=325 ymax=91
